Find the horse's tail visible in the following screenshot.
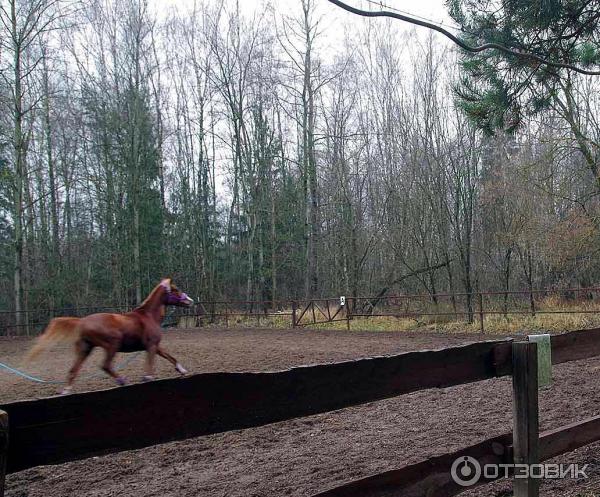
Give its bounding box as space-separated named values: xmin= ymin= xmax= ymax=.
xmin=26 ymin=317 xmax=82 ymax=361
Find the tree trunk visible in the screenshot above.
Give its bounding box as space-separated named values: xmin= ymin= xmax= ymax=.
xmin=11 ymin=0 xmax=24 ymax=332
xmin=503 ymin=248 xmax=513 ymax=318
xmin=43 ymin=51 xmax=60 ymax=266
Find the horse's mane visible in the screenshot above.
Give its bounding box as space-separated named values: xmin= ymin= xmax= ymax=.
xmin=136 ymin=282 xmax=166 ymax=310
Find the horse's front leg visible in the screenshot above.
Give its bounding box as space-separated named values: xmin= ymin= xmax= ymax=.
xmin=157 ymin=345 xmax=188 ymax=375
xmin=143 ymin=344 xmax=157 ymax=382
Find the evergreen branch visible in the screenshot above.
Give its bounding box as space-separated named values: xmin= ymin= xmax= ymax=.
xmin=327 ymin=0 xmax=600 ymax=76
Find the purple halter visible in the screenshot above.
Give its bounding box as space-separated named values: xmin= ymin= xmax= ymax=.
xmin=165 ymin=291 xmax=191 ymax=305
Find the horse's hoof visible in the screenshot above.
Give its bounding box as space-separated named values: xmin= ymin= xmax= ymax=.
xmin=115 ymin=377 xmax=128 ymax=386
xmin=59 ymin=386 xmax=72 ymax=395
xmin=142 ymin=375 xmax=155 ymax=382
xmin=175 ymin=363 xmax=188 ymax=375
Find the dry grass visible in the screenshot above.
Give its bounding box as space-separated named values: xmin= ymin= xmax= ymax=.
xmin=333 ymin=296 xmax=600 ymax=335
xmin=334 ymin=309 xmax=600 ymax=336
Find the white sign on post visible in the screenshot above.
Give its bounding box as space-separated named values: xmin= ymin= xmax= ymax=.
xmin=340 ymin=296 xmax=346 ymax=307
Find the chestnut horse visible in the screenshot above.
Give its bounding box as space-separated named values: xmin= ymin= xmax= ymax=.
xmin=28 ymin=278 xmax=194 ymax=394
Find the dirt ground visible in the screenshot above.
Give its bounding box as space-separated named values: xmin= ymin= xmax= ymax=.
xmin=2 ymin=327 xmax=600 ymax=497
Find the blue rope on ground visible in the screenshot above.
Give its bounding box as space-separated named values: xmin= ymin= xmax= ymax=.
xmin=0 ymin=351 xmax=142 ymax=384
xmin=0 ymin=361 xmax=63 ymax=384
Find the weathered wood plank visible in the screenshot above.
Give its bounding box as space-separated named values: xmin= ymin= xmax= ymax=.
xmin=3 ymin=326 xmax=600 ymax=477
xmin=311 ymin=414 xmax=600 ymax=497
xmin=551 ymin=327 xmax=600 ymax=364
xmin=540 ymin=414 xmax=600 ymax=460
xmin=512 ymin=342 xmax=539 ymax=497
xmin=2 ymin=339 xmax=512 ymax=473
xmin=311 ymin=433 xmax=513 ymax=497
xmin=0 ymin=411 xmax=7 ymax=497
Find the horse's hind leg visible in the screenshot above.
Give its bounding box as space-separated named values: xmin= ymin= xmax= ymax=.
xmin=61 ymin=339 xmax=93 ymax=395
xmin=143 ymin=344 xmax=157 ymax=382
xmin=101 ymin=346 xmax=127 ymax=386
xmin=157 ymin=346 xmax=188 ymax=375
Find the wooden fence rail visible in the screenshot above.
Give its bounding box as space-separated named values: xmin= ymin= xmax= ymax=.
xmin=0 ymin=339 xmax=514 ymax=473
xmin=1 ymin=327 xmax=600 ymax=495
xmin=312 ymin=413 xmax=600 ymax=497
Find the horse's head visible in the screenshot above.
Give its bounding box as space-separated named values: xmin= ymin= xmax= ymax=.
xmin=160 ymin=279 xmax=194 ymax=307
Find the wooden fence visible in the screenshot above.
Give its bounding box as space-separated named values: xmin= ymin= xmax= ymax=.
xmin=1 ymin=328 xmax=600 ymax=496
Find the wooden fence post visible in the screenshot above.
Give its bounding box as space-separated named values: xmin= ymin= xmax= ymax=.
xmin=292 ymin=301 xmax=297 ymax=328
xmin=346 ymin=298 xmax=351 ymax=331
xmin=478 ymin=293 xmax=485 ymax=333
xmin=512 ymin=341 xmax=539 ymax=497
xmin=0 ymin=410 xmax=8 ymax=497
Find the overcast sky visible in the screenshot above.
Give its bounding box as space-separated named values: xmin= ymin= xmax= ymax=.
xmin=312 ymin=0 xmax=453 ymax=27
xmin=158 ymin=0 xmax=456 ymax=45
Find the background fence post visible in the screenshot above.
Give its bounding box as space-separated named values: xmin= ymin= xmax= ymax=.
xmin=512 ymin=341 xmax=539 ymax=497
xmin=0 ymin=409 xmax=8 ymax=497
xmin=292 ymin=301 xmax=297 ymax=328
xmin=346 ymin=298 xmax=351 ymax=331
xmin=478 ymin=293 xmax=485 ymax=333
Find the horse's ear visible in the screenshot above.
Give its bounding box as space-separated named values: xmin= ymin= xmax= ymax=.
xmin=160 ymin=278 xmax=171 ymax=291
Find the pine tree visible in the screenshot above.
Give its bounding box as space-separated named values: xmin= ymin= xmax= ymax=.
xmin=448 ymin=0 xmax=600 ymax=133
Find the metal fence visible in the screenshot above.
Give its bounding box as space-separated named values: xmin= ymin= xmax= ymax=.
xmin=293 ymin=287 xmax=600 ymax=331
xmin=0 ymin=299 xmax=296 ymax=336
xmin=2 ymin=287 xmax=600 ymax=336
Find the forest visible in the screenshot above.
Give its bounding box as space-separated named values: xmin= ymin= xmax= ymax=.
xmin=1 ymin=0 xmax=600 ymax=323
